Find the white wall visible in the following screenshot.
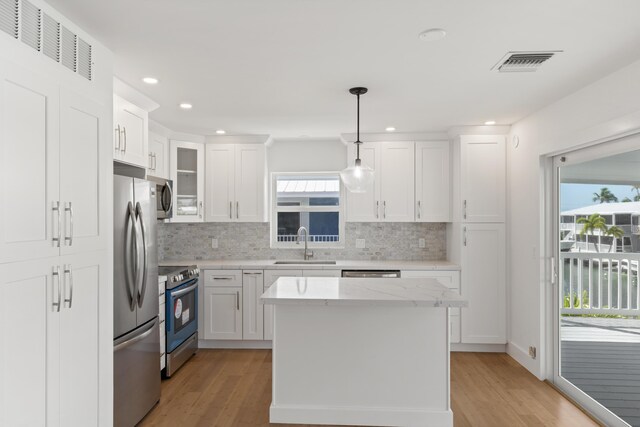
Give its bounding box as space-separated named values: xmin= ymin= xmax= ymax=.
xmin=268 ymin=138 xmax=347 ymax=173
xmin=507 ymin=59 xmax=640 ymax=378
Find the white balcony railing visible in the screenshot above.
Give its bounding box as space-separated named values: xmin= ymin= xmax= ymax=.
xmin=560 ymin=252 xmax=640 ymax=316
xmin=277 ymin=234 xmax=339 ymax=243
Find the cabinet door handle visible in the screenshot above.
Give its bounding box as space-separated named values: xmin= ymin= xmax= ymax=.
xmin=65 ymin=202 xmax=73 ymax=246
xmin=243 ymin=272 xmax=262 ymax=275
xmin=236 ymin=291 xmax=240 ymax=310
xmin=463 ymin=226 xmax=467 ymax=246
xmin=375 ymin=201 xmax=379 ymax=219
xmin=115 ymin=125 xmax=121 ymax=151
xmin=52 ymin=201 xmax=61 ymax=247
xmin=64 ymin=264 xmax=73 ymax=308
xmin=229 ymin=201 xmax=233 ymax=219
xmin=52 ymin=266 xmax=61 ymax=312
xmin=236 ymin=201 xmax=239 ymax=219
xmin=463 ymin=200 xmax=467 ymax=220
xmin=199 ymin=201 xmax=203 ymax=219
xmin=417 ymin=200 xmax=422 ymax=219
xmin=153 ymin=153 xmax=157 ymax=171
xmin=122 ymin=127 xmax=127 ymax=153
xmin=383 ymin=201 xmax=386 ymax=219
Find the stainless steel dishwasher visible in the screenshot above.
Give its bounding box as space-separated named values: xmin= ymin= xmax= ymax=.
xmin=341 ymin=270 xmax=401 ymax=278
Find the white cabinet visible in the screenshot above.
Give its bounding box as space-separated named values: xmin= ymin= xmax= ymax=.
xmin=0 ymin=252 xmax=109 ymax=427
xmin=453 ymin=135 xmax=505 ymax=223
xmin=415 ymin=141 xmax=451 ymax=222
xmin=242 ymin=270 xmax=264 ymax=340
xmin=346 ymin=141 xmax=415 ymax=222
xmin=0 ymin=61 xmax=60 ymax=264
xmin=205 ymin=144 xmax=266 ymax=222
xmin=59 ymin=89 xmax=110 ymax=256
xmin=0 ymin=64 xmax=109 ymax=263
xmin=148 ymin=132 xmax=168 ymax=179
xmin=449 ymin=223 xmax=506 ymax=344
xmin=264 ymin=270 xmax=302 ymax=340
xmin=113 ymin=94 xmax=148 ymax=168
xmin=400 ymin=270 xmax=461 ymax=343
xmin=203 ymin=287 xmax=243 ymax=340
xmin=170 ymin=140 xmax=205 ymax=222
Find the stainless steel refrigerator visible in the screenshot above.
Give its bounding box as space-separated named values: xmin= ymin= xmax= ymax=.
xmin=113 ymin=175 xmax=160 ymax=427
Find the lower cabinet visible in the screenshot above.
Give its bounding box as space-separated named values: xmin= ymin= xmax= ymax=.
xmin=203 ymin=287 xmax=243 ymax=340
xmin=242 ymin=270 xmax=264 ymax=340
xmin=0 ymin=251 xmax=109 ymax=427
xmin=263 ymin=270 xmax=302 ymax=340
xmin=401 ymin=270 xmax=461 ymax=344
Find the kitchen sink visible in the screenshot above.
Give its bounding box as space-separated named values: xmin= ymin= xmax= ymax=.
xmin=273 ymin=260 xmax=337 ymax=265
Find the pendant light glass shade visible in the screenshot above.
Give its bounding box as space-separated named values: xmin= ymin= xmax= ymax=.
xmin=340 ymin=160 xmax=374 ymax=193
xmin=341 ymin=87 xmax=374 ymax=193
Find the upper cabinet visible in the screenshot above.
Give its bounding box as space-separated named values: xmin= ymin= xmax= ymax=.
xmin=415 ymin=141 xmax=451 ymax=222
xmin=113 ymin=94 xmax=148 ymax=168
xmin=205 ymin=144 xmax=266 ymax=222
xmin=452 ymin=135 xmax=506 ymax=223
xmin=170 ymin=140 xmax=205 ymax=222
xmin=346 ymin=141 xmax=415 ymax=222
xmin=148 ymin=132 xmax=168 ymax=179
xmin=0 ymin=61 xmax=109 ymax=264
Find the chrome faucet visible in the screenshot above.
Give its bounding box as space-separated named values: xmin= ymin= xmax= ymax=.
xmin=297 ymin=226 xmax=314 ymax=260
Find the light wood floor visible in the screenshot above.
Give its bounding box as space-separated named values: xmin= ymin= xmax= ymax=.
xmin=139 ymin=350 xmax=599 ymax=427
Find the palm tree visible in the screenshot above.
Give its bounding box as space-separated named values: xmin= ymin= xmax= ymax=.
xmin=605 ymin=225 xmax=625 ymax=253
xmin=632 ymin=184 xmax=640 ymax=200
xmin=577 ymin=213 xmax=608 ymax=252
xmin=592 ymin=187 xmax=618 ymax=204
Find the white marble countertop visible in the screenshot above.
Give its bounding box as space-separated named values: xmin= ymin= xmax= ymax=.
xmin=260 ymin=277 xmax=468 ymax=307
xmin=159 ymin=259 xmax=459 ymax=271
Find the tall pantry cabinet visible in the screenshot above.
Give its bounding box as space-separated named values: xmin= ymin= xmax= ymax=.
xmin=0 ymin=11 xmax=112 ymax=427
xmin=447 ymin=135 xmax=507 ymax=345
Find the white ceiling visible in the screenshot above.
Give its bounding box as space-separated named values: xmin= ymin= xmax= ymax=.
xmin=47 ymin=0 xmax=640 ymax=138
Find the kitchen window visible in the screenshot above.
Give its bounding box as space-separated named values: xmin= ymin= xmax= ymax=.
xmin=271 ymin=173 xmax=344 ymax=248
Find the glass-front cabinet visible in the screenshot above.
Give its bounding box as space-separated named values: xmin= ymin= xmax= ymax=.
xmin=170 ymin=140 xmax=204 ymax=222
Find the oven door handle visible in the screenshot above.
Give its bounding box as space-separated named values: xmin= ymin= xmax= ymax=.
xmin=171 ymin=281 xmax=198 ymax=298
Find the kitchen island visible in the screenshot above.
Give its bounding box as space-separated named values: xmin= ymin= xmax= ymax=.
xmin=261 ymin=277 xmax=467 ymax=427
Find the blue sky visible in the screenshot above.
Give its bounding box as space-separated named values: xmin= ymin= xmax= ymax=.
xmin=561 ymin=184 xmax=639 ymax=211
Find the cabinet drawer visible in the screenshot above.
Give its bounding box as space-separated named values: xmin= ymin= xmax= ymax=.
xmin=204 ymin=269 xmax=242 ymax=287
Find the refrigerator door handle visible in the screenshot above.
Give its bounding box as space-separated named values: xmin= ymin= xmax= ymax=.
xmin=114 ymin=319 xmax=157 ymax=352
xmin=136 ymin=202 xmax=148 ymax=308
xmin=126 ymin=201 xmax=139 ymax=310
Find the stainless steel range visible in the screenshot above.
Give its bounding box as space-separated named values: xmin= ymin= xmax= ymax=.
xmin=158 ymin=265 xmax=199 ymax=377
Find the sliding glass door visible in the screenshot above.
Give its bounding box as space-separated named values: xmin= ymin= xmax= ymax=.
xmin=553 ymin=139 xmax=640 ymax=427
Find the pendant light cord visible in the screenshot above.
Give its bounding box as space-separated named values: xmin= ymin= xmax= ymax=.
xmin=356 ymin=92 xmax=361 ymax=161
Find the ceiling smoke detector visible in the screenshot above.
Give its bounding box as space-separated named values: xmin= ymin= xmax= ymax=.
xmin=492 ymin=51 xmax=562 ymax=72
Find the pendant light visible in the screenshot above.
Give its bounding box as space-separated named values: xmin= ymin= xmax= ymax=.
xmin=340 ymin=87 xmax=374 ymax=192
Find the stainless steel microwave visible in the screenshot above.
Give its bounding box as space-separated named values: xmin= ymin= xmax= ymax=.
xmin=148 ymin=176 xmax=173 ymax=220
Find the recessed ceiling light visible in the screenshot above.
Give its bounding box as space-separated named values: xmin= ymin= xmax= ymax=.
xmin=385 ymin=127 xmax=396 ymax=132
xmin=142 ymin=77 xmax=158 ymax=85
xmin=179 ymin=103 xmax=193 ymax=110
xmin=484 ymin=120 xmax=496 ymax=125
xmin=216 ymin=129 xmax=226 ymax=134
xmin=419 ymin=28 xmax=447 ymax=42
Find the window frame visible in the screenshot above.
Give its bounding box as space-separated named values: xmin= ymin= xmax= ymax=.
xmin=270 ymin=172 xmax=345 ymax=249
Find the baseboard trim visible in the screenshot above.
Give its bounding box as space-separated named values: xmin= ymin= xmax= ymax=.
xmin=198 ymin=339 xmax=273 ymax=349
xmin=507 ymin=341 xmax=541 ymax=379
xmin=451 ymin=343 xmax=506 ymax=353
xmin=270 ymin=404 xmax=453 ymax=427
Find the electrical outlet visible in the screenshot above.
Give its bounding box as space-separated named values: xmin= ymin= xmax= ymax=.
xmin=355 ymin=239 xmax=366 ymax=249
xmin=211 ymin=238 xmax=218 ymax=249
xmin=418 ymin=238 xmax=426 ymax=248
xmin=528 ymin=346 xmax=537 ymax=359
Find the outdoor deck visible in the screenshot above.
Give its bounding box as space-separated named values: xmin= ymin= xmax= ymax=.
xmin=561 ymin=316 xmax=640 ymax=426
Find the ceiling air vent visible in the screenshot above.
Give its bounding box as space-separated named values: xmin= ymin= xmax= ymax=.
xmin=60 ymin=25 xmax=76 ymax=72
xmin=20 ymin=0 xmax=40 ymax=51
xmin=492 ymin=51 xmax=561 ymax=72
xmin=0 ymin=0 xmax=18 ymax=38
xmin=77 ymin=37 xmax=92 ymax=80
xmin=42 ymin=12 xmax=60 ymax=62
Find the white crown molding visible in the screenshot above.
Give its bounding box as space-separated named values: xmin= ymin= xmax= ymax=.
xmin=114 ymin=77 xmax=160 ymax=112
